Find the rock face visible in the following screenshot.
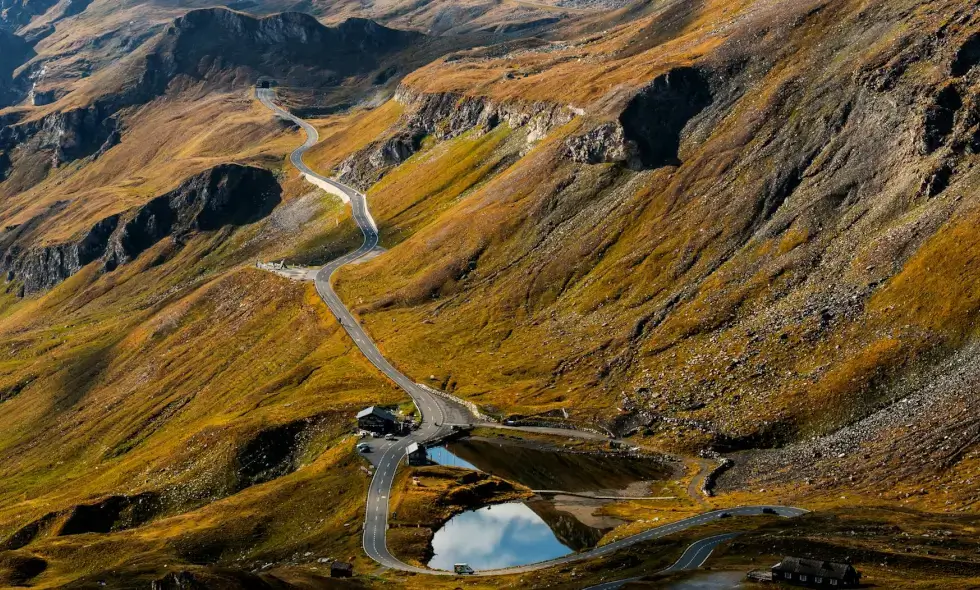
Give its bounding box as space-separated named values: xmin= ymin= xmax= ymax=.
xmin=0 ymin=29 xmax=33 ymax=108
xmin=565 ymin=122 xmax=636 ymax=165
xmin=2 ymin=215 xmax=119 ymax=295
xmin=0 ymin=0 xmax=59 ymax=29
xmin=1 ymin=164 xmax=281 ymax=294
xmin=0 ymin=10 xmax=425 ymax=178
xmin=0 ymin=56 xmax=167 ymax=170
xmin=158 ymin=10 xmax=422 ymax=89
xmin=618 ymin=67 xmax=713 ymax=168
xmin=58 ymin=492 xmax=161 ymax=536
xmin=338 ymin=86 xmax=577 ymax=189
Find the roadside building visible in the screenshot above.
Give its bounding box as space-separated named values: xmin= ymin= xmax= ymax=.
xmin=357 ymin=406 xmax=397 ymax=434
xmin=770 ymin=557 xmax=861 ymax=588
xmin=405 ymin=442 xmax=428 ymax=466
xmin=330 ymin=561 xmax=353 ymax=578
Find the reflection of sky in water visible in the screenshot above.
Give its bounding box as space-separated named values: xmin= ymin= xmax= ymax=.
xmin=666 ymin=571 xmax=744 ymax=589
xmin=428 ymin=502 xmax=573 ymax=571
xmin=427 ymin=446 xmax=478 ymax=470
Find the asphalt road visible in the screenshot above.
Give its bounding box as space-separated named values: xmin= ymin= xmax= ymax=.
xmin=257 ymin=88 xmax=809 ymax=578
xmin=257 ymin=88 xmax=472 ymax=573
xmin=583 ymin=532 xmax=742 ymax=590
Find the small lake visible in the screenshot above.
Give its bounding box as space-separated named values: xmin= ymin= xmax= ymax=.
xmin=427 ymin=501 xmax=574 ymax=571
xmin=430 ymin=437 xmax=672 ymax=492
xmin=426 ymin=446 xmax=478 ymax=470
xmin=427 ymin=438 xmax=677 ymax=552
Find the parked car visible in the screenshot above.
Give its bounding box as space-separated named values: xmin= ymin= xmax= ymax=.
xmin=384 ymin=433 xmax=396 ymax=441
xmin=356 ymin=444 xmax=371 ymax=453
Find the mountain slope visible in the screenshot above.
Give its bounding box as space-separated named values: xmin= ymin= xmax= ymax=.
xmin=314 ymin=0 xmax=980 ymax=506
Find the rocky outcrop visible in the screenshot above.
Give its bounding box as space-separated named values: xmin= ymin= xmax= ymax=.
xmin=565 ymin=122 xmax=636 ymax=165
xmin=0 ymin=150 xmax=10 ymax=180
xmin=0 ymin=10 xmax=425 ymax=176
xmin=618 ymin=67 xmax=713 ymax=169
xmin=1 ymin=164 xmax=281 ymax=294
xmin=3 ymin=215 xmax=119 ymax=294
xmin=159 ymin=10 xmax=422 ymax=89
xmin=951 ymin=31 xmax=980 ymax=77
xmin=0 ymin=29 xmax=33 ymax=108
xmin=922 ymin=85 xmax=962 ymax=154
xmin=396 ymin=86 xmax=573 ymax=143
xmin=0 ymin=53 xmax=168 ymax=169
xmin=0 ymin=492 xmax=160 ymax=552
xmin=59 ymin=492 xmax=161 ymax=536
xmin=0 ymin=552 xmax=47 ymax=587
xmin=29 ymin=87 xmax=56 ymax=106
xmin=0 ymin=0 xmax=59 ymax=29
xmin=104 ymin=164 xmax=282 ymax=269
xmin=338 ymin=86 xmax=577 ymax=189
xmin=235 ymin=415 xmax=332 ymax=490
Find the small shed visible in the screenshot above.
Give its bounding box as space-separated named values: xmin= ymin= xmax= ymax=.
xmin=771 ymin=556 xmax=861 ymax=588
xmin=405 ymin=442 xmax=428 ymax=466
xmin=330 ymin=561 xmax=353 ymax=578
xmin=357 ymin=406 xmax=397 ymax=434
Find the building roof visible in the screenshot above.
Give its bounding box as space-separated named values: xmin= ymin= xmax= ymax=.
xmin=357 ymin=406 xmax=396 ymax=422
xmin=406 ymin=442 xmax=425 ymax=455
xmin=772 ymin=557 xmax=857 ymax=579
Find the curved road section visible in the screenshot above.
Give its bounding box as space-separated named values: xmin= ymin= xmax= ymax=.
xmin=257 ymin=88 xmax=472 ymax=573
xmin=257 ymin=88 xmax=808 ymax=577
xmin=584 ymin=532 xmax=741 ymax=590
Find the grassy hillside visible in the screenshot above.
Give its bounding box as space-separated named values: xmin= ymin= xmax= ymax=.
xmin=0 ymin=183 xmax=405 ymax=587
xmin=1 ymin=0 xmax=979 ymax=586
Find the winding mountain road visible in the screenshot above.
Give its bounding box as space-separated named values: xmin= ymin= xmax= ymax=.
xmin=583 ymin=532 xmax=742 ymax=590
xmin=257 ymin=87 xmax=473 ymax=572
xmin=257 ymin=88 xmax=808 ymax=578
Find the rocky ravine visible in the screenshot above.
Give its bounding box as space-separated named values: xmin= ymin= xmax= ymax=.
xmin=0 ymin=164 xmax=281 ymax=294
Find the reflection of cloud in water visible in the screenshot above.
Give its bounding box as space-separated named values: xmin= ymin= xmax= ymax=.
xmin=428 ymin=502 xmax=573 ymax=571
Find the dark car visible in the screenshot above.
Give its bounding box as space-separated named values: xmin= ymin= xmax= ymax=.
xmin=762 ymin=507 xmax=777 ymax=515
xmin=719 ymin=512 xmax=732 ymax=519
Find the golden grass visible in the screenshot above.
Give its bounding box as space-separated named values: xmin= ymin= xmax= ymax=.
xmin=0 ymin=123 xmax=406 ymax=585
xmin=1 ymin=91 xmax=300 ymax=244
xmin=306 ymin=101 xmax=405 ymax=174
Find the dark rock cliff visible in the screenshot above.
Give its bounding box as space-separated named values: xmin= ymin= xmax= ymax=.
xmin=0 ymin=0 xmax=59 ymax=29
xmin=1 ymin=164 xmax=281 ymax=294
xmin=338 ymin=86 xmax=577 ymax=189
xmin=0 ymin=28 xmax=33 ymax=108
xmin=157 ymin=9 xmax=423 ymax=90
xmin=0 ymin=10 xmax=425 ymax=178
xmin=618 ymin=67 xmax=713 ymax=169
xmin=104 ymin=163 xmax=282 ymax=269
